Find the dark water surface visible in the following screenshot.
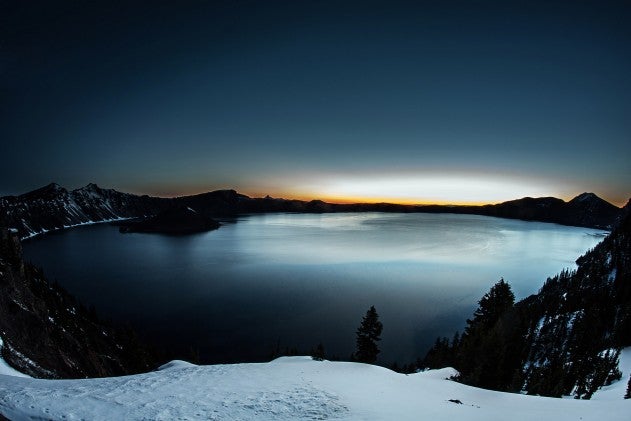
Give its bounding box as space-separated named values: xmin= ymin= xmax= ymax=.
xmin=22 ymin=213 xmax=606 ymax=365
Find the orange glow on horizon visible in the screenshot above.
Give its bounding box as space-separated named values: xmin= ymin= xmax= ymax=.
xmin=319 ymin=196 xmax=494 ymax=206
xmin=134 ymin=186 xmax=626 ymax=208
xmin=244 ymin=191 xmax=495 ymax=206
xmin=132 ymin=173 xmax=627 ymax=208
xmin=247 ymin=174 xmax=568 ymax=207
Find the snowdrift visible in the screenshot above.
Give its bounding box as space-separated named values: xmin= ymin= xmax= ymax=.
xmin=1 ymin=356 xmax=629 ymax=420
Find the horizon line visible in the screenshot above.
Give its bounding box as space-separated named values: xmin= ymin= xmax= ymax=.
xmin=3 ymin=182 xmax=627 ymax=208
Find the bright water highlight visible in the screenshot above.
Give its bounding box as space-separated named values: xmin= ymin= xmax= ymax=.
xmin=23 ymin=213 xmax=606 ymax=364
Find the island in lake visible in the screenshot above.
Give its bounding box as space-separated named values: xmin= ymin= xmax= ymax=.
xmin=118 ymin=206 xmax=220 ymax=235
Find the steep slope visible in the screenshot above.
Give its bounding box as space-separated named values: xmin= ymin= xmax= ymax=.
xmin=518 ymin=198 xmax=631 ymax=397
xmin=71 ymin=183 xmax=165 ymax=222
xmin=0 ymin=228 xmax=157 ymax=378
xmin=562 ymin=193 xmax=622 ymax=229
xmin=0 ymin=183 xmax=168 ymax=238
xmin=0 ymin=357 xmax=628 ymax=420
xmin=423 ymin=199 xmax=631 ymax=398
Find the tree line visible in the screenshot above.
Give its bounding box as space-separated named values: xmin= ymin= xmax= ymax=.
xmin=306 ymin=206 xmax=631 ymax=400
xmin=418 ymin=206 xmax=631 ymax=398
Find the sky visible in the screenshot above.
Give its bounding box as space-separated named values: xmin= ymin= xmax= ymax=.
xmin=1 ymin=0 xmax=629 ymax=205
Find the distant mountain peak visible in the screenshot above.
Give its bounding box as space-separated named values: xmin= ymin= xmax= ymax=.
xmin=567 ymin=192 xmax=618 ymax=209
xmin=76 ymin=183 xmax=102 ymax=192
xmin=38 ymin=182 xmax=64 ymax=193
xmin=571 ymin=192 xmax=600 ymax=203
xmin=19 ymin=182 xmax=68 ymax=200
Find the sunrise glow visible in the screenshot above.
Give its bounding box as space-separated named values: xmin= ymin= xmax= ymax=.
xmin=239 ymin=172 xmax=561 ymax=206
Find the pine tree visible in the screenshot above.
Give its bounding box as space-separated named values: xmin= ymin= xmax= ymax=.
xmin=465 ymin=278 xmax=515 ymax=335
xmin=355 ymin=305 xmax=383 ymax=364
xmin=423 ymin=336 xmax=452 ymax=369
xmin=456 ymin=279 xmax=516 ymax=388
xmin=311 ymin=343 xmax=325 ymax=361
xmin=625 ymin=374 xmax=631 ymax=399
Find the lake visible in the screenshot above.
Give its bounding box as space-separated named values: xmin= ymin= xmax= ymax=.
xmin=22 ymin=213 xmax=607 ymax=365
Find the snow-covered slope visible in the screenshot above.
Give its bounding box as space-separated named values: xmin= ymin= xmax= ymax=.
xmin=0 ymin=357 xmax=628 ymax=421
xmin=591 ymin=347 xmax=631 ymax=401
xmin=0 ymin=183 xmax=167 ymax=239
xmin=0 ymin=337 xmax=30 ymax=378
xmin=0 ymin=228 xmax=157 ymax=379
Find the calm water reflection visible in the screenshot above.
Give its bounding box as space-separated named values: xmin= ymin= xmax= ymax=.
xmin=22 ymin=213 xmax=606 ymax=365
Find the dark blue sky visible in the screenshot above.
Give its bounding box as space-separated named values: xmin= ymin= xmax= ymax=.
xmin=2 ymin=1 xmax=629 ymax=204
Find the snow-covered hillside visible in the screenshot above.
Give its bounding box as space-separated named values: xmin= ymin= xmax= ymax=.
xmin=0 ymin=338 xmax=30 ymax=379
xmin=0 ymin=183 xmax=166 ymax=239
xmin=0 ymin=355 xmax=629 ymax=421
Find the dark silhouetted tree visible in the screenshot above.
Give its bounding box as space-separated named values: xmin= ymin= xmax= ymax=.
xmin=355 ymin=305 xmax=383 ymax=364
xmin=423 ymin=336 xmax=452 ymax=369
xmin=625 ymin=374 xmax=631 ymax=399
xmin=419 ymin=208 xmax=631 ymax=397
xmin=464 ymin=278 xmax=515 ymax=335
xmin=311 ymin=343 xmax=325 ymax=361
xmin=456 ymin=279 xmax=516 ymax=389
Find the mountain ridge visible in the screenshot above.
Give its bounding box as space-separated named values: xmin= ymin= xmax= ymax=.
xmin=0 ymin=183 xmax=624 ymax=239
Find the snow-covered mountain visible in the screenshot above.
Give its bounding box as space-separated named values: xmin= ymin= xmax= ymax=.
xmin=0 ymin=183 xmax=167 ymax=238
xmin=0 ymin=356 xmax=629 ymax=420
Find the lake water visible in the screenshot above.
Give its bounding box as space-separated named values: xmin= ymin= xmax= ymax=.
xmin=22 ymin=213 xmax=606 ymax=365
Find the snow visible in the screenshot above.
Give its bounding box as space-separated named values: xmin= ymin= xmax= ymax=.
xmin=0 ymin=337 xmax=30 ymax=378
xmin=11 ymin=299 xmax=29 ymax=312
xmin=592 ymin=347 xmax=631 ymax=401
xmin=0 ymin=357 xmax=628 ymax=420
xmin=20 ymin=216 xmax=133 ymax=240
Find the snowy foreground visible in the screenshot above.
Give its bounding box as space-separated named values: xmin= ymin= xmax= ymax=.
xmin=1 ymin=356 xmax=629 ymax=421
